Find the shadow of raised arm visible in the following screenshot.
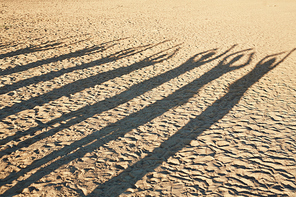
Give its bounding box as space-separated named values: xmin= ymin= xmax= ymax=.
xmin=87 ymin=48 xmax=295 ymax=196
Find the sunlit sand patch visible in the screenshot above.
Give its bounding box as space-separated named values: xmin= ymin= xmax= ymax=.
xmin=0 ymin=0 xmax=296 ymax=196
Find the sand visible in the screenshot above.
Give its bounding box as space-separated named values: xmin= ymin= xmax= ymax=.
xmin=0 ymin=0 xmax=296 ymax=196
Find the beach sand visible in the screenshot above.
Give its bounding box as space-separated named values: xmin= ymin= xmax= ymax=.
xmin=0 ymin=0 xmax=296 ymax=196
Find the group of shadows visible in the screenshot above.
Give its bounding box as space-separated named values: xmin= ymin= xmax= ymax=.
xmin=0 ymin=36 xmax=295 ymax=196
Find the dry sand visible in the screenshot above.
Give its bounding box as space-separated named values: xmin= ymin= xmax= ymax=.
xmin=0 ymin=0 xmax=296 ymax=196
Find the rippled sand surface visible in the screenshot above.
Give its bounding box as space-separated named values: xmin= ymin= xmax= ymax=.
xmin=1 ymin=0 xmax=296 ymax=196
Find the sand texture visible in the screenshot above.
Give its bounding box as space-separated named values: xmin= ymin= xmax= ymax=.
xmin=1 ymin=0 xmax=296 ymax=196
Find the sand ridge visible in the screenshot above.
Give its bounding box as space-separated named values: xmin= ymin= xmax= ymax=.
xmin=1 ymin=0 xmax=296 ymax=196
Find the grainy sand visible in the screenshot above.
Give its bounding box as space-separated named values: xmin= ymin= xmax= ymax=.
xmin=1 ymin=0 xmax=296 ymax=196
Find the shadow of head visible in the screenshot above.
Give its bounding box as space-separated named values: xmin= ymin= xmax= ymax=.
xmin=256 ymin=48 xmax=296 ymax=72
xmin=191 ymin=50 xmax=217 ymax=63
xmin=191 ymin=44 xmax=239 ymax=65
xmin=262 ymin=57 xmax=276 ymax=67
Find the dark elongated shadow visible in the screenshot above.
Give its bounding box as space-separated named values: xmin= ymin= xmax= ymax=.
xmin=0 ymin=34 xmax=90 ymax=61
xmin=0 ymin=43 xmax=113 ymax=94
xmin=0 ymin=37 xmax=124 ymax=76
xmin=0 ymin=45 xmax=181 ymax=191
xmin=0 ymin=41 xmax=171 ymax=121
xmin=88 ymin=48 xmax=295 ymax=196
xmin=0 ymin=45 xmax=181 ymax=153
xmin=0 ymin=37 xmax=151 ymax=94
xmin=0 ymin=36 xmax=45 ymax=50
xmin=0 ymin=46 xmax=254 ymax=195
xmin=0 ymin=41 xmax=63 ymax=60
xmin=0 ymin=34 xmax=91 ymax=50
xmin=0 ymin=44 xmax=235 ymax=154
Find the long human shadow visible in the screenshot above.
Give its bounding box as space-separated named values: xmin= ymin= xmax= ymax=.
xmin=0 ymin=37 xmax=88 ymax=62
xmin=0 ymin=37 xmax=123 ymax=77
xmin=0 ymin=41 xmax=63 ymax=60
xmin=0 ymin=45 xmax=181 ymax=154
xmin=0 ymin=37 xmax=160 ymax=95
xmin=0 ymin=42 xmax=114 ymax=94
xmin=88 ymin=48 xmax=295 ymax=196
xmin=0 ymin=34 xmax=88 ymax=50
xmin=0 ymin=46 xmax=255 ymax=195
xmin=0 ymin=34 xmax=90 ymax=62
xmin=0 ymin=36 xmax=45 ymax=50
xmin=0 ymin=41 xmax=172 ymax=121
xmin=0 ymin=45 xmax=180 ymax=191
xmin=0 ymin=44 xmax=235 ymax=154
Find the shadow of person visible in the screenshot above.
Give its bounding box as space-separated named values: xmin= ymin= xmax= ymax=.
xmin=0 ymin=45 xmax=180 ymax=193
xmin=0 ymin=34 xmax=91 ymax=63
xmin=0 ymin=43 xmax=114 ymax=94
xmin=0 ymin=45 xmax=252 ymax=196
xmin=0 ymin=43 xmax=180 ymax=153
xmin=0 ymin=41 xmax=171 ymax=121
xmin=0 ymin=44 xmax=234 ymax=156
xmin=87 ymin=48 xmax=295 ymax=196
xmin=0 ymin=41 xmax=62 ymax=60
